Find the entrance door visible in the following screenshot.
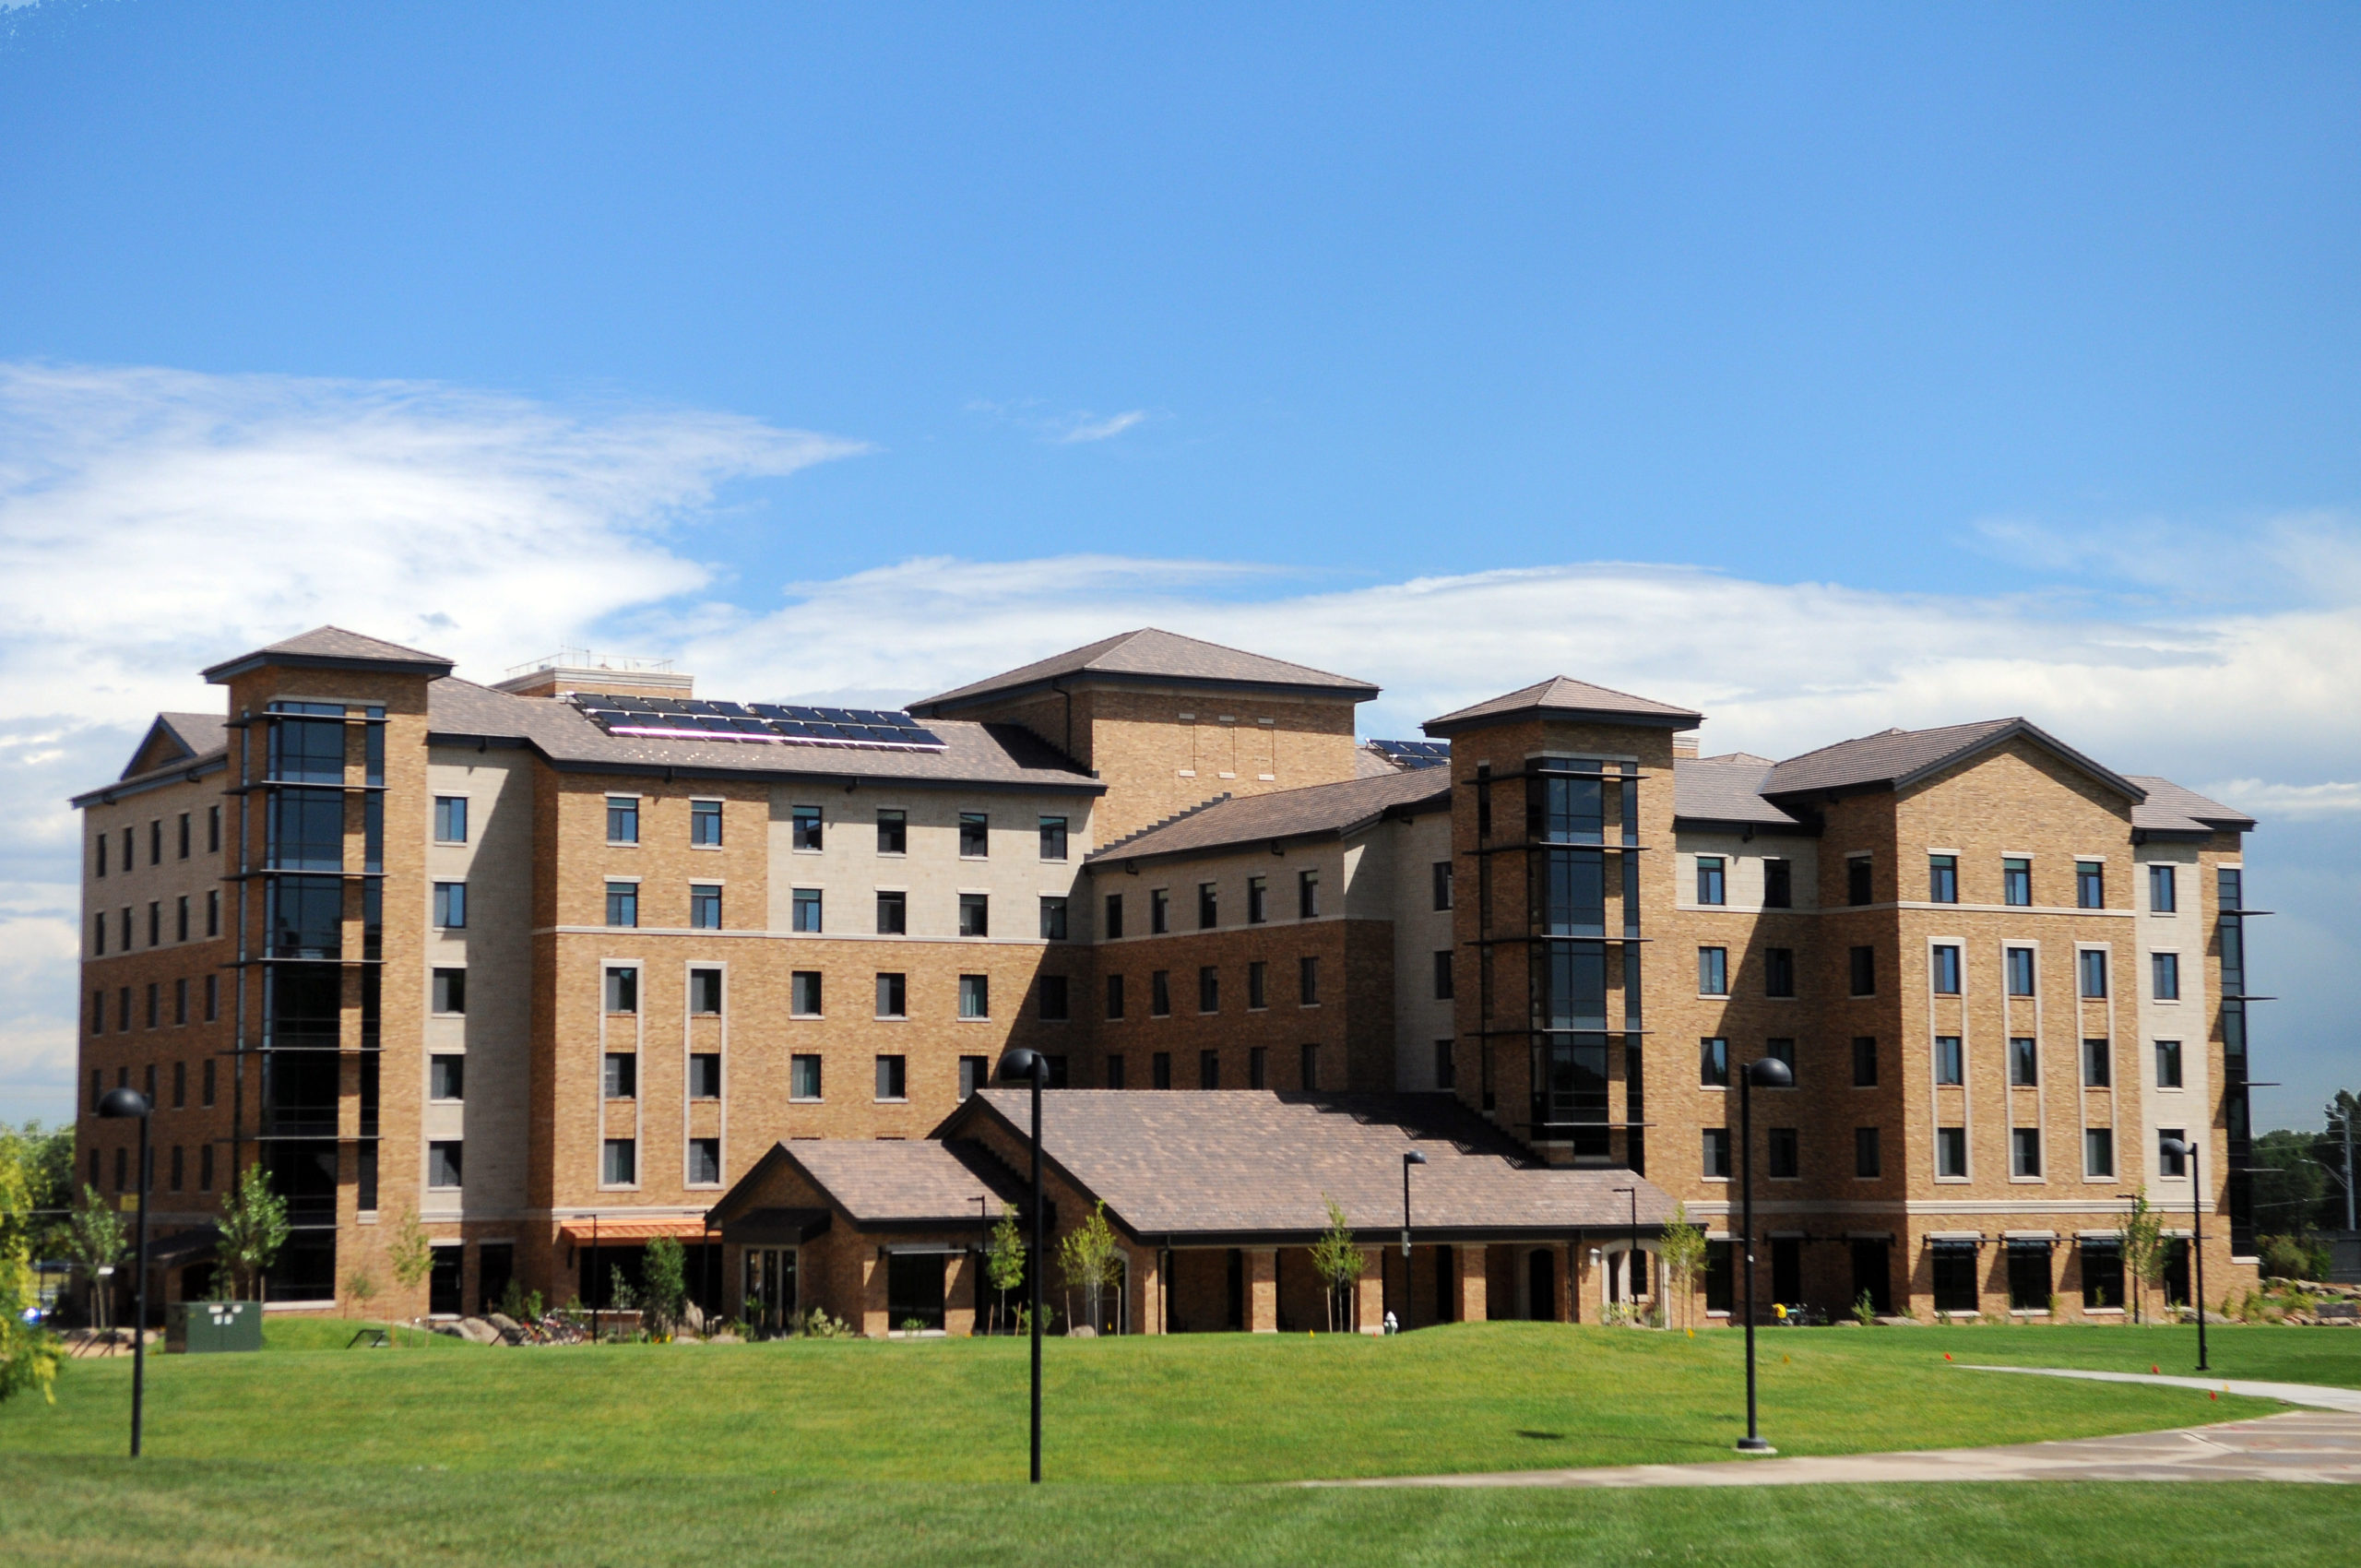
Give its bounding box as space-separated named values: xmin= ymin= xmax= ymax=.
xmin=1772 ymin=1239 xmax=1802 ymax=1305
xmin=1526 ymin=1249 xmax=1554 ymax=1321
xmin=743 ymin=1248 xmax=798 ymax=1331
xmin=1850 ymin=1241 xmax=1891 ymax=1314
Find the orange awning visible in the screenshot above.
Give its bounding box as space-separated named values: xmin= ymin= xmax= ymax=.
xmin=559 ymin=1218 xmax=714 ymax=1244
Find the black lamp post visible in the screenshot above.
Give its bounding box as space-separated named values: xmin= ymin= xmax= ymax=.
xmin=1399 ymin=1150 xmax=1427 ymax=1330
xmin=2163 ymin=1136 xmax=2209 ymax=1372
xmin=1738 ymin=1055 xmax=1793 ymax=1454
xmin=1612 ymin=1185 xmax=1637 ymax=1308
xmin=97 ymin=1087 xmax=152 ymax=1458
xmin=997 ymin=1046 xmax=1049 ymax=1484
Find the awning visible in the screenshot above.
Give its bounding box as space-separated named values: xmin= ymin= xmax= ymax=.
xmin=559 ymin=1218 xmax=715 ymax=1245
xmin=719 ymin=1207 xmax=832 ymax=1246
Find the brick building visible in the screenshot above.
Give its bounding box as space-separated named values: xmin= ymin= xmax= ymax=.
xmin=74 ymin=624 xmax=2262 ymax=1328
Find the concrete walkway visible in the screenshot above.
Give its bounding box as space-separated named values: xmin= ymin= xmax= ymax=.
xmin=1316 ymin=1368 xmax=2361 ymax=1489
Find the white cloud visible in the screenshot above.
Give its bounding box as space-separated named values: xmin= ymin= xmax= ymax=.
xmin=1053 ymin=410 xmax=1148 ymax=444
xmin=2201 ymin=779 xmax=2361 ymax=819
xmin=964 ymin=398 xmax=1155 ymax=445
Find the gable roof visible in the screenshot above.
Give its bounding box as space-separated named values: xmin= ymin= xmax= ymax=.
xmin=946 ymin=1089 xmax=1676 ymax=1242
xmin=910 ymin=628 xmax=1380 ymax=714
xmin=1761 ymin=718 xmax=2145 ymax=804
xmin=204 ymin=625 xmax=456 ymax=683
xmin=123 ymin=711 xmax=229 ymax=779
xmin=714 ymin=1138 xmax=1025 ymax=1231
xmin=1086 ymin=766 xmax=1451 ymax=867
xmin=1422 ymin=676 xmax=1702 ymax=738
xmin=2126 ymin=776 xmax=2256 ymax=835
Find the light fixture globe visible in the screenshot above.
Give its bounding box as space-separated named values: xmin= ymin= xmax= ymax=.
xmin=98 ymin=1087 xmax=152 ymax=1119
xmin=997 ymin=1047 xmax=1043 ymax=1084
xmin=1746 ymin=1056 xmax=1794 ymax=1090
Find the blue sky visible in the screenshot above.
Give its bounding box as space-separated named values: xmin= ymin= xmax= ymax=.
xmin=0 ymin=4 xmax=2355 ymax=1130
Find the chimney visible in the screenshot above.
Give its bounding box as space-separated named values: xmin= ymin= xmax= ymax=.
xmin=492 ymin=649 xmax=692 ymax=701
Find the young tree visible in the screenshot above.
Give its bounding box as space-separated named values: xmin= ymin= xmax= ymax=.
xmin=0 ymin=1126 xmax=63 ymax=1404
xmin=343 ymin=1269 xmax=379 ymax=1321
xmin=2120 ymin=1187 xmax=2165 ymax=1326
xmin=386 ymin=1206 xmax=433 ymax=1331
xmin=65 ymin=1184 xmax=127 ymax=1330
xmin=641 ymin=1236 xmax=688 ymax=1336
xmin=1308 ymin=1195 xmax=1367 ymax=1334
xmin=984 ymin=1202 xmax=1025 ymax=1336
xmin=1056 ymin=1201 xmax=1123 ymax=1335
xmin=1655 ymin=1204 xmax=1708 ymax=1331
xmin=216 ymin=1166 xmax=291 ymax=1304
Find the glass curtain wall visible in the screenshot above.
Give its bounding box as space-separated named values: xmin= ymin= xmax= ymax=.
xmin=1522 ymin=758 xmax=1643 ymax=1163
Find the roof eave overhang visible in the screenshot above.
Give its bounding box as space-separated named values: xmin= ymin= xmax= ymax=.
xmin=1084 ymin=794 xmax=1448 ymax=872
xmin=72 ymin=753 xmax=230 ymax=810
xmin=204 ymin=650 xmax=455 ymax=683
xmin=528 ymin=750 xmax=1105 ymax=796
xmin=914 ymin=668 xmax=1380 ymax=719
xmin=1671 ymin=814 xmax=1819 ymax=837
xmin=1142 ymin=1220 xmax=1676 ymax=1248
xmin=1421 ymin=707 xmax=1701 ymax=740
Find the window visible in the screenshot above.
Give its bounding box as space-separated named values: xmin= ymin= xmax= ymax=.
xmin=149 ymin=819 xmax=162 ymax=865
xmin=173 ymin=977 xmax=187 ymax=1025
xmin=1765 ymin=1038 xmax=1796 ymax=1081
xmin=94 ymin=832 xmax=106 ymax=877
xmin=120 ymin=908 xmax=130 ymax=951
xmin=172 ymin=1060 xmax=186 ymax=1109
xmin=1299 ymin=956 xmax=1321 ymax=1006
xmin=145 ymin=982 xmax=160 ymax=1028
xmin=1846 ymin=856 xmax=1872 ymax=906
xmin=1039 ymin=896 xmax=1068 ymax=941
xmin=432 ymin=968 xmax=467 ymax=1015
xmin=430 ymin=1054 xmax=465 ymax=1101
xmin=170 ymin=1146 xmax=184 ymax=1192
xmin=688 ymin=1138 xmax=721 ymax=1185
xmin=208 ymin=804 xmax=220 ymax=853
xmin=1247 ymin=875 xmax=1268 ymax=924
xmin=1300 ymin=1043 xmax=1320 ymax=1090
xmin=876 ymin=809 xmax=907 ymax=855
xmin=601 ymin=1139 xmax=636 ymax=1185
xmin=1928 ymin=854 xmax=1958 ymax=903
xmin=2011 ymin=1128 xmax=2042 ymax=1178
xmin=1142 ymin=1050 xmax=1174 ymax=1090
xmin=1432 ymin=861 xmax=1453 ymax=910
xmin=1103 ymin=1054 xmax=1126 ymax=1089
xmin=1696 ymin=856 xmax=1726 ymax=906
xmin=2154 ymin=1038 xmax=2182 ymax=1088
xmin=434 ymin=796 xmax=469 ymax=843
xmin=2082 ymin=1126 xmax=2117 ymax=1178
xmin=605 ymin=881 xmax=638 ymax=928
xmin=1852 ymin=1036 xmax=1878 ymax=1087
xmin=2010 ymin=1036 xmax=2038 ymax=1087
xmin=959 ymin=1055 xmax=990 ymax=1099
xmin=1699 ymin=1037 xmax=1729 ymax=1087
xmin=206 ymin=890 xmax=219 ymax=937
xmin=1103 ymin=892 xmax=1123 ymax=939
xmin=428 ymin=1142 xmax=464 ymax=1189
xmin=690 ymin=884 xmax=722 ymax=930
xmin=958 ymin=974 xmax=989 ymax=1019
xmin=148 ymin=902 xmax=160 ymax=946
xmin=1422 ymin=949 xmax=1451 ymax=1002
xmin=1929 ymin=1241 xmax=1978 ymax=1312
xmin=875 ymin=890 xmax=907 ymax=935
xmin=791 ymin=805 xmax=822 ymax=852
xmin=2081 ymin=1237 xmax=2123 ymax=1309
xmin=1200 ymin=1050 xmax=1220 ymax=1090
xmin=1197 ymin=967 xmax=1218 ymax=1014
xmin=92 ymin=912 xmax=103 ymax=956
xmin=603 ymin=967 xmax=638 ymax=1014
xmin=1150 ymin=889 xmax=1169 ymax=933
xmin=1103 ymin=973 xmax=1124 ymax=1020
xmin=1936 ymin=1126 xmax=1968 ymax=1178
xmin=875 ymin=970 xmax=907 ymax=1018
xmin=2151 ymin=952 xmax=2180 ymax=1001
xmin=790 ymin=971 xmax=823 ymax=1016
xmin=690 ymin=968 xmax=723 ymax=1015
xmin=1760 ymin=858 xmax=1792 ymax=909
xmin=1197 ymin=882 xmax=1217 ymax=930
xmin=955 ymin=893 xmax=990 ymax=939
xmin=2077 ymin=949 xmax=2107 ymax=998
xmin=2002 ymin=856 xmax=2031 ymax=907
xmin=958 ymin=812 xmax=989 ymax=858
xmin=2082 ymin=1038 xmax=2112 ymax=1087
xmin=1697 ymin=946 xmax=1727 ymax=996
xmin=1764 ymin=946 xmax=1795 ymax=998
xmin=1848 ymin=944 xmax=1875 ymax=996
xmin=689 ymin=1053 xmax=722 ymax=1098
xmin=2005 ymin=947 xmax=2035 ymax=996
xmin=1150 ymin=969 xmax=1170 ymax=1016
xmin=1039 ymin=974 xmax=1070 ymax=1021
xmin=2077 ymin=861 xmax=2104 ymax=909
xmin=690 ymin=799 xmax=722 ymax=847
xmin=607 ymin=797 xmax=639 ymax=844
xmin=1761 ymin=1126 xmax=1795 ymax=1179
xmin=1934 ymin=1035 xmax=1964 ymax=1086
xmin=1855 ymin=1126 xmax=1880 ymax=1178
xmin=117 ymin=986 xmax=130 ymax=1031
xmin=177 ymin=811 xmax=190 ymax=859
xmin=2005 ymin=1239 xmax=2051 ymax=1312
xmin=202 ymin=1057 xmax=215 ymax=1106
xmin=1702 ymin=1127 xmax=1731 ymax=1180
xmin=1247 ymin=960 xmax=1267 ymax=1010
xmin=1038 ymin=816 xmax=1068 ymax=861
xmin=791 ymin=1054 xmax=823 ymax=1099
xmin=603 ymin=1052 xmax=637 ymax=1098
xmin=792 ymin=887 xmax=823 ymax=932
xmin=2149 ymin=862 xmax=2176 ymax=913
xmin=1252 ymin=1046 xmax=1271 ymax=1088
xmin=1298 ymin=869 xmax=1320 ymax=919
xmin=876 ymin=1055 xmax=908 ymax=1101
xmin=175 ymin=896 xmax=189 ymax=943
xmin=2158 ymin=1128 xmax=2188 ymax=1178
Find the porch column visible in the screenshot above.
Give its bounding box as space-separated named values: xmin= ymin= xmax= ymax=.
xmin=1354 ymin=1248 xmax=1384 ymax=1334
xmin=1554 ymin=1241 xmax=1574 ymax=1323
xmin=1245 ymin=1247 xmax=1279 ymax=1332
xmin=1127 ymin=1245 xmax=1164 ymax=1336
xmin=1455 ymin=1243 xmax=1489 ymax=1323
xmin=860 ymin=1251 xmax=888 ymax=1337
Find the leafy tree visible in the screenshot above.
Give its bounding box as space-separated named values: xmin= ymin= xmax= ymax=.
xmin=1056 ymin=1200 xmax=1123 ymax=1335
xmin=0 ymin=1126 xmax=63 ymax=1404
xmin=1655 ymin=1204 xmax=1707 ymax=1331
xmin=984 ymin=1202 xmax=1025 ymax=1336
xmin=386 ymin=1205 xmax=433 ymax=1328
xmin=641 ymin=1236 xmax=687 ymax=1336
xmin=1308 ymin=1195 xmax=1367 ymax=1334
xmin=65 ymin=1184 xmax=126 ymax=1329
xmin=8 ymin=1121 xmax=75 ymax=1262
xmin=2119 ymin=1187 xmax=2165 ymax=1325
xmin=215 ymin=1166 xmax=290 ymax=1304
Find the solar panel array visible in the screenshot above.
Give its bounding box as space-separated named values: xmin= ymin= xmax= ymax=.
xmin=1368 ymin=738 xmax=1451 ymax=769
xmin=567 ymin=694 xmax=948 ymax=753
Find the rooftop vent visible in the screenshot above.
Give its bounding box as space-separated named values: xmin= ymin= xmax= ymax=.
xmin=493 ymin=649 xmax=693 ymax=701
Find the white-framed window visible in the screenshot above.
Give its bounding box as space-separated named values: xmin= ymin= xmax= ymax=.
xmin=606 ymin=796 xmax=639 ymax=845
xmin=433 ymin=796 xmax=469 ymax=844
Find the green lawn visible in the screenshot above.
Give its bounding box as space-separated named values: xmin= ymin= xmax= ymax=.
xmin=0 ymin=1322 xmax=2344 ymax=1566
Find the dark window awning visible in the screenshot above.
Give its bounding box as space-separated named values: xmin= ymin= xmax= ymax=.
xmin=721 ymin=1207 xmax=832 ymax=1246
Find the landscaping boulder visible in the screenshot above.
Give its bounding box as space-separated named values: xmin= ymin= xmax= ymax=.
xmin=457 ymin=1316 xmax=504 ymax=1345
xmin=428 ymin=1321 xmax=466 ymax=1338
xmin=486 ymin=1312 xmax=526 ymax=1344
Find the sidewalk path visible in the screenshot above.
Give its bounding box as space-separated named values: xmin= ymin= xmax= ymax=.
xmin=1315 ymin=1368 xmax=2361 ymax=1489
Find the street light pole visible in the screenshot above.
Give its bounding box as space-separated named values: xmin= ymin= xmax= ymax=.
xmin=998 ymin=1047 xmax=1049 ymax=1484
xmin=1738 ymin=1056 xmax=1793 ymax=1454
xmin=1400 ymin=1150 xmax=1426 ymax=1258
xmin=1613 ymin=1185 xmax=1636 ymax=1309
xmin=2165 ymin=1136 xmax=2209 ymax=1372
xmin=98 ymin=1087 xmax=152 ymax=1458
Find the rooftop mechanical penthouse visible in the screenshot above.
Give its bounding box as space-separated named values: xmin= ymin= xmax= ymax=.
xmin=74 ymin=625 xmax=2266 ymax=1333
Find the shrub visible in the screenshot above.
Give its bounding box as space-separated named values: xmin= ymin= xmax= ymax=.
xmin=2259 ymin=1234 xmax=2330 ymax=1283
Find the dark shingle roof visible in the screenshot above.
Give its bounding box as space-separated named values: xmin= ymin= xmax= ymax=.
xmin=203 ymin=625 xmax=456 ymax=683
xmin=1422 ymin=677 xmax=1702 ymax=738
xmin=955 ymin=1089 xmax=1676 ymax=1241
xmin=426 ymin=677 xmax=1101 ymax=793
xmin=1762 ymin=718 xmax=2144 ymax=804
xmin=1086 ymin=767 xmax=1451 ymax=867
xmin=777 ymin=1139 xmax=1024 ymax=1225
xmin=1672 ymin=755 xmax=1804 ymax=829
xmin=911 ymin=628 xmax=1380 ymax=713
xmin=74 ymin=711 xmax=234 ymax=806
xmin=2126 ymin=776 xmax=2256 ymax=834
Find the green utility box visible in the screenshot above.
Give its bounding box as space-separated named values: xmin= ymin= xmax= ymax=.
xmin=170 ymin=1300 xmax=263 ymax=1353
